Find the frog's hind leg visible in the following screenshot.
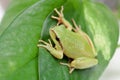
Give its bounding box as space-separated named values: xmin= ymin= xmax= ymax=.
xmin=71 ymin=19 xmax=81 ymax=32
xmin=70 ymin=57 xmax=98 ymax=70
xmin=51 ymin=6 xmax=64 ymax=26
xmin=51 ymin=6 xmax=73 ymax=30
xmin=60 ymin=57 xmax=98 ymax=74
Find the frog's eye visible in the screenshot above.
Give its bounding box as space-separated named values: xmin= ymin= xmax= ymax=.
xmin=55 ymin=36 xmax=60 ymax=42
xmin=71 ymin=29 xmax=75 ymax=32
xmin=55 ymin=35 xmax=63 ymax=49
xmin=51 ymin=30 xmax=60 ymax=42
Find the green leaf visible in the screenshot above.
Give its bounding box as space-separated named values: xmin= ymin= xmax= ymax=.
xmin=0 ymin=0 xmax=39 ymax=35
xmin=39 ymin=0 xmax=119 ymax=80
xmin=0 ymin=0 xmax=39 ymax=80
xmin=81 ymin=1 xmax=119 ymax=61
xmin=0 ymin=0 xmax=66 ymax=79
xmin=1 ymin=57 xmax=38 ymax=80
xmin=0 ymin=0 xmax=38 ymax=80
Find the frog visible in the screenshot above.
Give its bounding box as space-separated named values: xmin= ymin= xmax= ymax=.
xmin=37 ymin=6 xmax=98 ymax=73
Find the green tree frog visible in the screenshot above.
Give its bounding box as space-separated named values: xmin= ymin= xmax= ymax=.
xmin=38 ymin=6 xmax=98 ymax=73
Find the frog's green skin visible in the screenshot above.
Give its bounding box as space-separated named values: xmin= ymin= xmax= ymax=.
xmin=38 ymin=6 xmax=98 ymax=73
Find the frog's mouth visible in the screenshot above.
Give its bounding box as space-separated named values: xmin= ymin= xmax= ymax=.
xmin=50 ymin=29 xmax=63 ymax=49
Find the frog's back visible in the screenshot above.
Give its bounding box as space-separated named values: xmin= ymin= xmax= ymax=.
xmin=54 ymin=25 xmax=96 ymax=59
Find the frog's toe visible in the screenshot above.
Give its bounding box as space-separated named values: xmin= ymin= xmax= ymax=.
xmin=54 ymin=6 xmax=64 ymax=17
xmin=51 ymin=16 xmax=59 ymax=20
xmin=51 ymin=15 xmax=62 ymax=26
xmin=38 ymin=39 xmax=52 ymax=49
xmin=69 ymin=67 xmax=75 ymax=74
xmin=60 ymin=62 xmax=75 ymax=74
xmin=60 ymin=62 xmax=70 ymax=67
xmin=38 ymin=40 xmax=49 ymax=45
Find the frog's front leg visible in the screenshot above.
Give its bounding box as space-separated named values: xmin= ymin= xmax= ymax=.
xmin=61 ymin=57 xmax=98 ymax=73
xmin=51 ymin=6 xmax=73 ymax=30
xmin=38 ymin=39 xmax=63 ymax=59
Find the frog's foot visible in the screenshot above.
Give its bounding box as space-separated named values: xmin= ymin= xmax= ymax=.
xmin=52 ymin=6 xmax=73 ymax=30
xmin=71 ymin=19 xmax=81 ymax=32
xmin=37 ymin=39 xmax=53 ymax=49
xmin=51 ymin=6 xmax=64 ymax=25
xmin=60 ymin=62 xmax=75 ymax=74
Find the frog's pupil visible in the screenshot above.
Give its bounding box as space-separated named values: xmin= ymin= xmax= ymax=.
xmin=56 ymin=37 xmax=60 ymax=41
